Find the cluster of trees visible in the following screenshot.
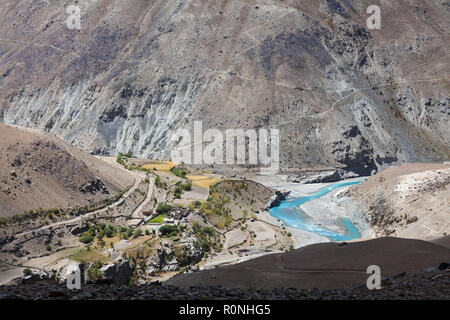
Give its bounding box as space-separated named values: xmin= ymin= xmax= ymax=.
xmin=173 ymin=181 xmax=192 ymax=199
xmin=79 ymin=223 xmax=117 ymax=244
xmin=80 ymin=222 xmax=149 ymax=245
xmin=170 ymin=166 xmax=187 ymax=178
xmin=200 ymin=190 xmax=232 ymax=229
xmin=189 ymin=200 xmax=202 ymax=210
xmin=159 ymin=224 xmax=180 ymax=237
xmin=119 ymin=226 xmax=140 ymax=239
xmin=116 ymin=152 xmax=132 ymax=165
xmin=156 ymin=203 xmax=173 ymax=214
xmin=87 ymin=261 xmax=104 ymax=281
xmin=192 ymin=222 xmax=220 ymax=254
xmin=116 ymin=152 xmax=153 ymax=173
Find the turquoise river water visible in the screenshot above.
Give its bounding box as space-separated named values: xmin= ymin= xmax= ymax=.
xmin=269 ymin=180 xmax=363 ymax=241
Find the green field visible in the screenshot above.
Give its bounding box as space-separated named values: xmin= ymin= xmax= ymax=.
xmin=149 ymin=213 xmax=167 ymax=223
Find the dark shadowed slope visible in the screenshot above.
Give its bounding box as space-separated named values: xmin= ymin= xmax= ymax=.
xmin=166 ymin=237 xmax=450 ymax=290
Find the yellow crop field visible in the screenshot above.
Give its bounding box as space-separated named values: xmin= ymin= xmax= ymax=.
xmin=187 ymin=175 xmax=219 ymax=188
xmin=142 ymin=160 xmax=177 ymax=171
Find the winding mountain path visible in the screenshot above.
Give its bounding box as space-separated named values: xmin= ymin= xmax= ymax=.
xmin=127 ymin=175 xmax=156 ymax=226
xmin=12 ymin=173 xmax=145 ymax=242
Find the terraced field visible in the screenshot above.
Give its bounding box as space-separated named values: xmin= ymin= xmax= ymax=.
xmin=142 ymin=161 xmax=177 ymax=171
xmin=187 ymin=175 xmax=219 ymax=188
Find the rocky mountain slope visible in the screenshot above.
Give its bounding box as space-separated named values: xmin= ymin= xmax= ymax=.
xmin=0 ymin=124 xmax=133 ymax=217
xmin=166 ymin=237 xmax=450 ymax=290
xmin=346 ymin=162 xmax=450 ymax=239
xmin=0 ymin=0 xmax=449 ymax=174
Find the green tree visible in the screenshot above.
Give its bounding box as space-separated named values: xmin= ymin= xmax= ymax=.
xmin=133 ymin=228 xmax=143 ymax=238
xmin=80 ymin=232 xmax=94 ymax=244
xmin=23 ymin=268 xmax=32 ymax=276
xmin=156 ymin=204 xmax=173 ymax=214
xmin=159 ymin=224 xmax=179 ymax=237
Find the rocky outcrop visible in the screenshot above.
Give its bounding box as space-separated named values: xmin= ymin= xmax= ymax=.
xmin=264 ymin=191 xmax=290 ymax=210
xmin=79 ymin=178 xmax=109 ymax=195
xmin=21 ymin=270 xmax=52 ymax=285
xmin=346 ymin=163 xmax=450 ymax=239
xmin=326 ymin=125 xmax=378 ymax=176
xmin=288 ymin=169 xmax=360 ymax=183
xmin=100 ymin=260 xmax=133 ymax=285
xmin=146 ymin=246 xmax=179 ymax=274
xmin=145 ymin=240 xmax=203 ymax=275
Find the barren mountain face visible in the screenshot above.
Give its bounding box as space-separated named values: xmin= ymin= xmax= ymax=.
xmin=347 ymin=162 xmax=450 ymax=239
xmin=0 ymin=0 xmax=449 ymax=174
xmin=0 ymin=124 xmax=133 ymax=217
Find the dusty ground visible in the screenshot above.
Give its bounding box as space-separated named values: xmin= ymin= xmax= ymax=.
xmin=347 ymin=163 xmax=450 ymax=240
xmin=0 ymin=124 xmax=134 ymax=217
xmin=172 ymin=186 xmax=209 ymax=207
xmin=1 ymin=266 xmax=449 ymax=300
xmin=166 ymin=237 xmax=450 ymax=291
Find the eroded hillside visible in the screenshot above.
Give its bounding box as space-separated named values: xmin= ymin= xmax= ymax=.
xmin=0 ymin=124 xmax=133 ymax=217
xmin=346 ymin=162 xmax=450 ymax=239
xmin=0 ymin=0 xmax=449 ymax=174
